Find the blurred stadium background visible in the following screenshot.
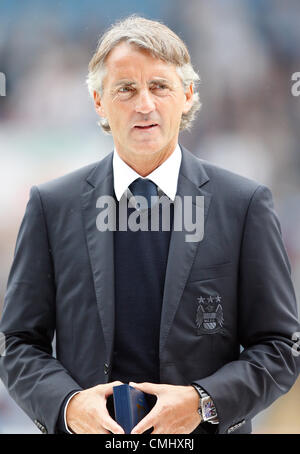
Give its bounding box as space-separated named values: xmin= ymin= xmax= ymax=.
xmin=0 ymin=0 xmax=300 ymax=434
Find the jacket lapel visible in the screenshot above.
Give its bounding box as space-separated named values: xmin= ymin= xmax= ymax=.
xmin=159 ymin=146 xmax=212 ymax=356
xmin=81 ymin=152 xmax=116 ymax=367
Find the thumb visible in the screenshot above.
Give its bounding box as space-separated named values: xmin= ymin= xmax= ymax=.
xmin=129 ymin=381 xmax=158 ymax=395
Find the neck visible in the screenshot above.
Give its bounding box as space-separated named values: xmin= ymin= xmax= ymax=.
xmin=115 ymin=143 xmax=177 ymax=177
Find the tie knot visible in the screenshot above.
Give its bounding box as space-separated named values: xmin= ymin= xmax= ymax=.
xmin=129 ymin=178 xmax=158 ymax=209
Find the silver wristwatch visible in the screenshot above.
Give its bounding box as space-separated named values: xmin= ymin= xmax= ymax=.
xmin=192 ymin=384 xmax=218 ymax=423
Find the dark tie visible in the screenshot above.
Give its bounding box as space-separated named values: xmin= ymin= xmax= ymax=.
xmin=129 ymin=177 xmax=158 ymax=209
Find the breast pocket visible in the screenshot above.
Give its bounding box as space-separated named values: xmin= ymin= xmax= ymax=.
xmin=182 ymin=262 xmax=237 ymax=337
xmin=188 ymin=261 xmax=233 ymax=283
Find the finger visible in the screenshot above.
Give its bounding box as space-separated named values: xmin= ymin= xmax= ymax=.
xmin=103 ymin=418 xmax=125 ymax=434
xmin=100 ymin=407 xmax=125 ymax=434
xmin=107 ymin=380 xmax=124 ymax=390
xmin=70 ymin=419 xmax=112 ymax=435
xmin=129 ymin=381 xmax=160 ymax=395
xmin=98 ymin=380 xmax=124 ymax=397
xmin=98 ymin=380 xmax=123 ymax=390
xmin=88 ymin=423 xmax=113 ymax=435
xmin=131 ymin=406 xmax=159 ymax=434
xmin=109 ymin=380 xmax=124 ymax=387
xmin=95 ymin=427 xmax=111 ymax=434
xmin=150 ymin=427 xmax=163 ymax=434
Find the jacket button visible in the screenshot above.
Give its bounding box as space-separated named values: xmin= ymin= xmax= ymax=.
xmin=34 ymin=419 xmax=47 ymax=434
xmin=104 ymin=363 xmax=109 ymax=374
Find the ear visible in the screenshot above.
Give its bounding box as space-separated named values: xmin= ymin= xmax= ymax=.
xmin=182 ymin=83 xmax=194 ymax=114
xmin=93 ymin=90 xmax=106 ymax=118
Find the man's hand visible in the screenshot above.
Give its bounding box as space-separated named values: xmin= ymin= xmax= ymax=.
xmin=66 ymin=381 xmax=125 ymax=434
xmin=129 ymin=382 xmax=201 ymax=434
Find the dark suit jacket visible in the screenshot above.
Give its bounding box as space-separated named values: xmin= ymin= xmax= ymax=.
xmin=0 ymin=146 xmax=299 ymax=434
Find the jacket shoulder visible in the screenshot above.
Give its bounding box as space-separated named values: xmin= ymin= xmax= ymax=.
xmin=200 ymin=158 xmax=264 ymax=197
xmin=36 ymin=161 xmax=99 ymax=196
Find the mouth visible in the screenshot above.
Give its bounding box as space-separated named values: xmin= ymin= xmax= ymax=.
xmin=133 ymin=123 xmax=159 ymax=130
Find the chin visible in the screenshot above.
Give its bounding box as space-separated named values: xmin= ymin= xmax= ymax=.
xmin=131 ymin=142 xmax=163 ymax=155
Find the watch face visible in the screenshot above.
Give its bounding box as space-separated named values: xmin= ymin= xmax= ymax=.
xmin=202 ymin=396 xmax=217 ymax=421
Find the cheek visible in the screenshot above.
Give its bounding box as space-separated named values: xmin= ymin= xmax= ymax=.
xmin=107 ymin=106 xmax=126 ymax=130
xmin=160 ymin=96 xmax=184 ymax=118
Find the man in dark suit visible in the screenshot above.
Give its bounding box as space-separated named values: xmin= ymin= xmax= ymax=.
xmin=0 ymin=16 xmax=299 ymax=435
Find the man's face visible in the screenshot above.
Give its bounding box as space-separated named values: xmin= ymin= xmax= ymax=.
xmin=94 ymin=41 xmax=193 ymax=164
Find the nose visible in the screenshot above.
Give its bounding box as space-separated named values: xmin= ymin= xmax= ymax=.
xmin=134 ymin=88 xmax=155 ymax=114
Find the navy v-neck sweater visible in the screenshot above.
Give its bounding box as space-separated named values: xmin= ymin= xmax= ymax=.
xmin=110 ymin=200 xmax=174 ymax=384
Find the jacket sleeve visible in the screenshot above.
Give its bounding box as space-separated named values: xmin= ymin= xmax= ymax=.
xmin=0 ymin=186 xmax=83 ymax=434
xmin=193 ymin=184 xmax=300 ymax=434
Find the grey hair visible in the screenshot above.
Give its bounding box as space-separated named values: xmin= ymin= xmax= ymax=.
xmin=86 ymin=15 xmax=201 ymax=133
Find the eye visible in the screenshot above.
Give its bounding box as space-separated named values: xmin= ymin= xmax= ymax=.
xmin=153 ymin=84 xmax=168 ymax=90
xmin=118 ymin=86 xmax=134 ymax=93
xmin=151 ymin=83 xmax=170 ymax=94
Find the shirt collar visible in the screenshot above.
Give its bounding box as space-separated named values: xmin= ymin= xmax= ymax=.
xmin=112 ymin=144 xmax=182 ymax=202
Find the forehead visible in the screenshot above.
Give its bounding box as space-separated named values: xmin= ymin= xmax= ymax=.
xmin=104 ymin=41 xmax=178 ymax=82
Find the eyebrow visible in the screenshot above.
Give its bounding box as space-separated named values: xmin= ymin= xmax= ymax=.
xmin=113 ymin=80 xmax=135 ymax=88
xmin=112 ymin=77 xmax=172 ymax=88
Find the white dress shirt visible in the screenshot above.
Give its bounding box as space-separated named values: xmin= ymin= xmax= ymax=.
xmin=113 ymin=143 xmax=182 ymax=202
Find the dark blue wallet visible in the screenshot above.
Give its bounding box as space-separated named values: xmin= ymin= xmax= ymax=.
xmin=113 ymin=384 xmax=155 ymax=434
